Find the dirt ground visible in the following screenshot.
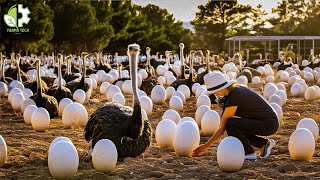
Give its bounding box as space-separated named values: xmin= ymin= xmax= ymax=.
xmin=1 ymin=81 xmax=320 ymax=180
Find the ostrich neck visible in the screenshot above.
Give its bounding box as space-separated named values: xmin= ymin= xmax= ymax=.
xmin=180 ymin=48 xmax=184 ymax=66
xmin=147 ymin=51 xmax=151 ymax=66
xmin=16 ymin=58 xmax=22 ymax=82
xmin=37 ymin=62 xmax=42 ymax=96
xmin=1 ymin=60 xmax=4 ymax=81
xmin=206 ymin=54 xmax=210 ymax=73
xmin=58 ymin=57 xmax=62 ymax=88
xmin=81 ymin=56 xmax=86 ymax=84
xmin=189 ymin=54 xmax=194 ymax=80
xmin=166 ymin=55 xmax=171 ymax=69
xmin=246 ymin=51 xmax=249 ymax=65
xmin=130 ymin=54 xmax=139 ymax=105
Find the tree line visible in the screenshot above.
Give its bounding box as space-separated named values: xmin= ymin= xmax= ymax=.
xmin=0 ymin=0 xmax=192 ymax=54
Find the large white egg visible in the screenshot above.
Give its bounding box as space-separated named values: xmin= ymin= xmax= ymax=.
xmin=298 ymin=81 xmax=308 ymax=94
xmin=112 ymin=92 xmax=125 ymax=106
xmin=268 ymin=94 xmax=282 ymax=107
xmin=106 ymin=85 xmax=121 ymax=102
xmin=62 ymin=103 xmax=88 ymax=128
xmin=173 ymin=91 xmax=186 ymax=103
xmin=196 ymin=95 xmax=211 ymax=108
xmin=291 ymin=83 xmax=301 ymax=97
xmin=89 ymin=74 xmax=99 ymax=82
xmin=22 ymin=88 xmax=33 ymax=99
xmin=280 ymin=71 xmax=289 ymax=82
xmin=276 ymin=83 xmax=286 ymax=92
xmin=31 ymin=107 xmax=50 ymax=132
xmin=263 ymin=83 xmax=278 ymax=99
xmin=177 ymin=85 xmax=190 ymax=99
xmin=177 ymin=117 xmax=198 ymax=128
xmin=196 ymin=86 xmax=206 ymax=97
xmin=59 ymin=98 xmax=73 ymax=113
xmin=169 ymin=96 xmax=183 ymax=111
xmin=266 ymin=76 xmax=275 ymax=83
xmin=304 ymin=87 xmax=317 ymax=101
xmin=48 ymin=141 xmax=79 ymax=179
xmin=192 ymin=83 xmax=201 ymax=94
xmin=122 ymin=80 xmax=132 ymax=94
xmin=296 ymin=118 xmax=319 ymax=141
xmin=257 ymin=66 xmax=266 ymax=76
xmin=92 ymin=139 xmax=117 ymax=172
xmin=85 ymin=89 xmax=92 ymax=100
xmin=73 ymin=89 xmax=86 ymax=104
xmin=49 ymin=137 xmax=73 ymax=152
xmin=139 ymin=69 xmax=148 ymax=80
xmin=217 ymin=136 xmax=245 ymax=172
xmin=201 ymin=110 xmax=220 ymax=136
xmin=304 ymin=72 xmax=314 ymax=82
xmin=173 ymin=122 xmax=200 ymax=157
xmin=289 ymin=128 xmax=315 ymax=161
xmin=288 ymin=76 xmax=299 ymax=86
xmin=151 ymin=85 xmax=166 ymax=104
xmin=312 ymin=85 xmax=320 ymax=99
xmin=274 ymin=90 xmax=287 ymax=105
xmin=195 ymin=105 xmax=211 ymax=126
xmin=139 ymin=96 xmax=153 ymax=115
xmin=8 ymin=88 xmax=22 ymax=104
xmin=236 ymin=76 xmax=248 ymax=86
xmin=157 ymin=76 xmax=166 ymax=85
xmin=166 ymin=76 xmax=176 ymax=86
xmin=0 ymin=82 xmax=8 ymax=97
xmin=100 ymin=73 xmax=113 ymax=83
xmin=162 ymin=109 xmax=181 ymax=124
xmin=269 ymin=103 xmax=283 ymax=125
xmin=156 ymin=119 xmax=177 ymax=148
xmin=100 ymin=82 xmax=110 ymax=95
xmin=252 ymin=76 xmax=261 ymax=84
xmin=0 ymin=135 xmax=7 ymax=167
xmin=21 ymin=98 xmax=36 ymax=113
xmin=12 ymin=93 xmax=25 ymax=111
xmin=166 ymin=86 xmax=175 ymax=100
xmin=23 ymin=105 xmax=38 ymax=124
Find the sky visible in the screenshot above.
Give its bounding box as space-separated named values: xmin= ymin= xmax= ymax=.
xmin=132 ymin=0 xmax=281 ymax=22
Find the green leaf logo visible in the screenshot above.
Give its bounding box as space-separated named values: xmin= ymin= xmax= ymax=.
xmin=4 ymin=5 xmax=17 ymax=28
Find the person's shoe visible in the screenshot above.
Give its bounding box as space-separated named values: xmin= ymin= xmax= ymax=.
xmin=259 ymin=139 xmax=276 ymax=159
xmin=245 ymin=153 xmax=257 ymax=160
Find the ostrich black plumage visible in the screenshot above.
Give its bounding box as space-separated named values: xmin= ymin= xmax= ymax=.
xmin=84 ymin=44 xmax=152 ymax=161
xmin=29 ymin=59 xmax=59 ymax=118
xmin=47 ymin=54 xmax=72 ymax=103
xmin=65 ymin=52 xmax=90 ymax=93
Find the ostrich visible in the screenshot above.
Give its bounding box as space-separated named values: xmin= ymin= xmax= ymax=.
xmin=196 ymin=50 xmax=213 ymax=85
xmin=165 ymin=51 xmax=178 ymax=77
xmin=97 ymin=52 xmax=112 ymax=73
xmin=84 ymin=44 xmax=152 ymax=161
xmin=47 ymin=54 xmax=72 ymax=103
xmin=4 ymin=53 xmax=16 ymax=79
xmin=63 ymin=55 xmax=77 ymax=82
xmin=113 ymin=52 xmax=130 ymax=84
xmin=141 ymin=47 xmax=158 ymax=95
xmin=170 ymin=50 xmax=195 ymax=94
xmin=65 ymin=52 xmax=90 ymax=93
xmin=179 ymin=43 xmax=186 ymax=79
xmin=29 ymin=59 xmax=59 ymax=118
xmin=0 ymin=53 xmax=13 ymax=84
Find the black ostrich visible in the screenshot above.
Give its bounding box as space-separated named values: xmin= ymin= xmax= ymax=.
xmin=63 ymin=56 xmax=76 ymax=82
xmin=0 ymin=53 xmax=13 ymax=84
xmin=165 ymin=51 xmax=178 ymax=77
xmin=170 ymin=50 xmax=195 ymax=94
xmin=141 ymin=47 xmax=158 ymax=95
xmin=84 ymin=44 xmax=152 ymax=161
xmin=47 ymin=54 xmax=72 ymax=103
xmin=29 ymin=59 xmax=59 ymax=118
xmin=65 ymin=52 xmax=90 ymax=94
